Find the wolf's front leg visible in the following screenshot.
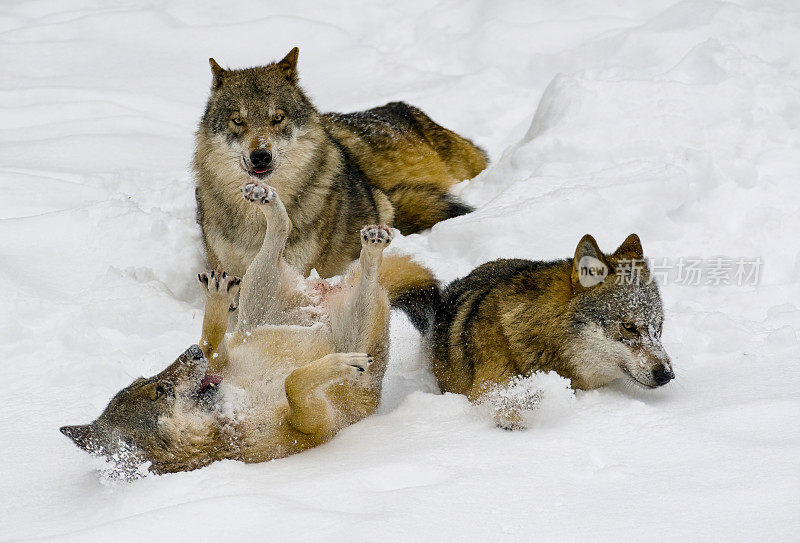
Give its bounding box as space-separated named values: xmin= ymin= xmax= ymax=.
xmin=235 ymin=182 xmax=303 ymax=333
xmin=198 ymin=268 xmax=240 ymax=373
xmin=469 ymin=368 xmax=530 ymax=431
xmin=283 ymin=353 xmax=373 ymax=436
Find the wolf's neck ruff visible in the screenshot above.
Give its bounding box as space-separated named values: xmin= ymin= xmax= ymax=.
xmin=195 ymin=116 xmax=359 ymax=278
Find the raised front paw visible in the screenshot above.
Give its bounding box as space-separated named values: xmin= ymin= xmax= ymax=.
xmin=198 ymin=268 xmax=241 ymax=310
xmin=241 ymin=181 xmax=277 ymax=204
xmin=360 ymin=225 xmax=392 ymax=249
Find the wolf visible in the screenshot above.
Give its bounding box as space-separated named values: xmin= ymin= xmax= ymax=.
xmin=425 ymin=234 xmax=674 ymax=422
xmin=194 ymin=47 xmax=487 ymax=282
xmin=61 ymin=181 xmax=433 ymax=474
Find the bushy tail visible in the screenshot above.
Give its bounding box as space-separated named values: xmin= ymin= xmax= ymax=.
xmin=378 ymin=254 xmax=440 ymax=333
xmin=384 ymin=185 xmax=474 ymax=234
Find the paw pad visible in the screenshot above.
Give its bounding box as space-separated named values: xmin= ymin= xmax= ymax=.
xmin=242 ymin=182 xmax=277 ymax=204
xmin=360 ymin=225 xmax=392 ymax=246
xmin=198 ymin=268 xmax=241 ymax=299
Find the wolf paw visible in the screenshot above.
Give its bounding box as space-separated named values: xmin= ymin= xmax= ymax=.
xmin=241 ymin=182 xmax=278 ymax=204
xmin=360 ymin=225 xmax=392 ymax=248
xmin=321 ymin=352 xmax=373 ymax=383
xmin=494 ymin=409 xmax=526 ymax=431
xmin=198 ymin=268 xmax=241 ymax=310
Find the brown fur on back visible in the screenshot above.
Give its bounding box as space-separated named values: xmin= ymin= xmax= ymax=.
xmin=430 ymin=258 xmax=579 ymax=398
xmin=324 ymin=102 xmax=487 ymax=233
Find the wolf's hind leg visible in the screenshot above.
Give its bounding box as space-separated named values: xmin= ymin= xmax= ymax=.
xmin=330 ymin=225 xmax=392 ymax=354
xmin=282 ymin=228 xmax=392 ymax=440
xmin=326 ymin=226 xmax=393 ymax=406
xmin=235 ymin=182 xmax=303 ymax=333
xmin=283 ymin=353 xmax=373 ymax=435
xmin=198 ymin=268 xmax=240 ymax=373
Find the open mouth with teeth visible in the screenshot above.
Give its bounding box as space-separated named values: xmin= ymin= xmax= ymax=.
xmin=195 ymin=374 xmax=222 ymax=400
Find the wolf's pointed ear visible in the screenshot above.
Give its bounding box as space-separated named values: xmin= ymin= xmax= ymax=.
xmin=612 ymin=233 xmax=643 ymax=259
xmin=277 ymin=47 xmax=300 ymax=83
xmin=209 ymin=58 xmax=226 ymax=90
xmin=60 ymin=424 xmax=96 ymax=452
xmin=571 ymin=234 xmax=610 ymax=290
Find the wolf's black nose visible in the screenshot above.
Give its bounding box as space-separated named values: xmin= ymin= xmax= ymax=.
xmin=187 ymin=344 xmax=205 ymax=360
xmin=652 ymin=365 xmax=674 ymax=386
xmin=250 ymin=149 xmax=272 ymax=168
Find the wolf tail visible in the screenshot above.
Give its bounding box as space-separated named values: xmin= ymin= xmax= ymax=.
xmin=384 ymin=185 xmax=474 ymax=234
xmin=378 ymin=102 xmax=486 ymax=234
xmin=378 ymin=254 xmax=441 ymax=333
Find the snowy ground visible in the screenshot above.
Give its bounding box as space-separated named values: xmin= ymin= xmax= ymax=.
xmin=1 ymin=1 xmax=799 ymax=541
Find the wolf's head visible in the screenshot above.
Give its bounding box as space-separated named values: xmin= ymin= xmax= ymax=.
xmin=197 ymin=47 xmax=317 ymax=182
xmin=566 ymin=234 xmax=674 ymax=389
xmin=60 ymin=345 xmax=222 ymax=473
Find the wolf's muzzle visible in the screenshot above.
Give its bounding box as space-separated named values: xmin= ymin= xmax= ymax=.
xmin=652 ymin=364 xmax=674 ymax=386
xmin=250 ymin=149 xmax=272 ymax=173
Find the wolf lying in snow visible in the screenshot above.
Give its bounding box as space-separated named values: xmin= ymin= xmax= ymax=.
xmin=61 ymin=182 xmax=434 ymax=473
xmin=425 ymin=234 xmax=674 ymax=428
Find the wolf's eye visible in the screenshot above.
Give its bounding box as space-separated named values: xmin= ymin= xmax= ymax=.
xmin=272 ymin=112 xmax=284 ymax=124
xmin=153 ymin=385 xmax=166 ymax=401
xmin=231 ymin=116 xmax=244 ymax=126
xmin=621 ymin=322 xmax=638 ymax=335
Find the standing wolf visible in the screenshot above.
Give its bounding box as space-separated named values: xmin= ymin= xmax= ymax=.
xmin=61 ymin=182 xmax=429 ymax=474
xmin=194 ymin=47 xmax=487 ymax=280
xmin=424 ymin=234 xmax=674 ymax=425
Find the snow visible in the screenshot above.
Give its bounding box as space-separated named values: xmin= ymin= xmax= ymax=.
xmin=1 ymin=0 xmax=799 ymax=540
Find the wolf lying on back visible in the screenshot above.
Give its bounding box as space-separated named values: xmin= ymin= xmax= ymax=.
xmin=426 ymin=234 xmax=674 ymax=423
xmin=194 ymin=47 xmax=487 ymax=280
xmin=61 ymin=182 xmax=429 ymax=474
